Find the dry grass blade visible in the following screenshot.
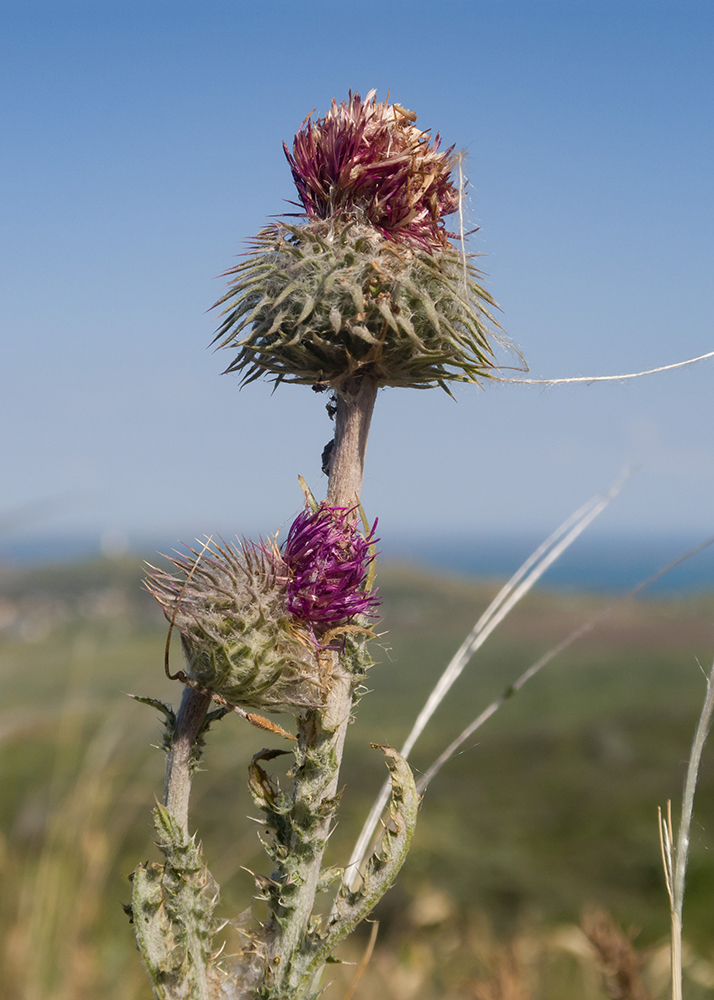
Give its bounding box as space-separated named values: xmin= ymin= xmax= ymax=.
xmin=340 ymin=921 xmax=379 ymax=1000
xmin=344 ymin=476 xmax=626 ymax=887
xmin=581 ymin=908 xmax=653 ymax=1000
xmin=470 ymin=946 xmax=533 ymax=1000
xmin=416 ymin=533 xmax=714 ymax=793
xmin=658 ymin=802 xmax=675 ymax=912
xmin=5 ymin=707 xmax=143 ymax=1000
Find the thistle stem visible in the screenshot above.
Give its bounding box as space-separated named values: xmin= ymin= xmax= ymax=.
xmin=162 ymin=685 xmax=212 ymax=838
xmin=327 ymin=377 xmax=378 ymax=507
xmin=266 ymin=376 xmax=377 ymax=993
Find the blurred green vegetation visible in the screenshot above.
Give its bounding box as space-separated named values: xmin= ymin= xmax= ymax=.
xmin=1 ymin=554 xmax=714 ymax=999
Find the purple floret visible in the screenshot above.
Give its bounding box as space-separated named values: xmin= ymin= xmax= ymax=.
xmin=283 ymin=90 xmax=459 ymax=253
xmin=283 ymin=505 xmax=380 ymax=629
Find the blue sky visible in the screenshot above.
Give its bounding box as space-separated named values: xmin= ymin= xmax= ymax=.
xmin=2 ymin=1 xmax=713 ymax=551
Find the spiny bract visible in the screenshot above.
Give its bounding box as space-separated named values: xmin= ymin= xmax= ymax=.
xmin=213 ymin=219 xmax=501 ymax=390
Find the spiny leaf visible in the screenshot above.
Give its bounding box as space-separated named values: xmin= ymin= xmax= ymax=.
xmin=131 ymin=806 xmax=224 ymax=999
xmin=288 ymin=746 xmax=418 ymax=993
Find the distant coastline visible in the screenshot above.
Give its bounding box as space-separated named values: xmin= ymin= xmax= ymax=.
xmin=2 ymin=531 xmax=712 ymax=594
xmin=384 ymin=533 xmax=714 ymax=594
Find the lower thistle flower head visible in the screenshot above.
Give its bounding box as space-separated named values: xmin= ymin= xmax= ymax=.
xmin=146 ymin=538 xmax=325 ymax=712
xmin=146 ymin=510 xmax=380 ymax=710
xmin=283 ymin=504 xmax=380 ymax=631
xmin=212 ymin=91 xmax=508 ymax=391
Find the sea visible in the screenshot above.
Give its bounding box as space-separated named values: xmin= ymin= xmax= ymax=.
xmin=2 ymin=531 xmax=713 ymax=595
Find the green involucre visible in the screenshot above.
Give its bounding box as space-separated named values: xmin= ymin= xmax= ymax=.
xmin=147 ymin=541 xmax=324 ymax=713
xmin=213 ymin=220 xmax=504 ymax=390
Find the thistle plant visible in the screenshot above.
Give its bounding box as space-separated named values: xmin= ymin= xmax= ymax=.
xmin=128 ymin=90 xmax=502 ymax=1000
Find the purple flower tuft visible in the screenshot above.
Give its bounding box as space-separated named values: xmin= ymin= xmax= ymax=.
xmin=283 ymin=505 xmax=380 ymax=629
xmin=283 ymin=90 xmax=459 ymax=253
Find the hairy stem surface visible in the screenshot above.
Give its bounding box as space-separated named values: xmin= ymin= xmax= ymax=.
xmin=163 ymin=686 xmax=212 ymax=838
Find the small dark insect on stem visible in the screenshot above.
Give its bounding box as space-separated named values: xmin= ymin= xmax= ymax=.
xmin=321 ymin=439 xmax=335 ymax=477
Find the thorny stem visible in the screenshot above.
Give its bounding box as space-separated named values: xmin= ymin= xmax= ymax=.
xmin=265 ymin=376 xmax=378 ymax=993
xmin=162 ymin=685 xmax=212 ymax=838
xmin=152 ymin=376 xmax=378 ymax=996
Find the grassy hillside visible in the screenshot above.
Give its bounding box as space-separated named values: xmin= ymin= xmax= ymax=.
xmin=1 ymin=554 xmax=714 ymax=998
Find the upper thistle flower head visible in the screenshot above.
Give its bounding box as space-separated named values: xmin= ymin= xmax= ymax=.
xmin=284 ymin=90 xmax=459 ymax=253
xmin=283 ymin=504 xmax=380 ymax=630
xmin=213 ymin=90 xmax=510 ymax=391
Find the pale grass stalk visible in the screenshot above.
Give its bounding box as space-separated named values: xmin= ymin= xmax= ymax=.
xmin=658 ymin=657 xmax=714 ymax=1000
xmin=501 ymin=349 xmax=714 ymax=385
xmin=344 ymin=475 xmax=626 ymax=887
xmin=418 ymin=535 xmax=714 ymax=793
